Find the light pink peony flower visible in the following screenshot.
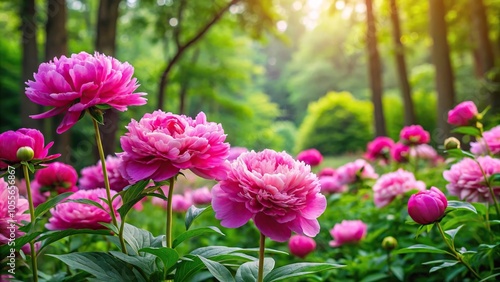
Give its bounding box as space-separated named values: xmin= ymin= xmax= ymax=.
xmin=390 ymin=142 xmax=410 ymax=163
xmin=46 ymin=188 xmax=121 ymax=230
xmin=319 ymin=175 xmax=348 ymax=194
xmin=212 ymin=149 xmax=326 ymax=242
xmin=335 ymin=159 xmax=378 ymax=185
xmin=297 ymin=148 xmax=323 ymax=166
xmin=447 ymin=101 xmax=478 ymax=126
xmin=25 ymin=52 xmax=147 ymax=133
xmin=80 ymin=155 xmax=131 ymax=191
xmin=34 ymin=162 xmax=78 ymax=194
xmin=192 ymin=187 xmax=212 ymax=205
xmin=329 ymin=220 xmax=367 ymax=247
xmin=318 ymin=167 xmax=336 ymax=177
xmin=172 ymin=193 xmax=193 ymax=213
xmin=443 ymin=156 xmax=500 ymax=203
xmin=228 ymin=147 xmax=249 ymax=161
xmin=288 ymin=234 xmax=316 ymax=258
xmin=470 ymin=125 xmax=500 ymax=156
xmin=400 ymin=125 xmax=430 ymax=145
xmin=408 ymin=187 xmax=448 ymax=225
xmin=364 ymin=136 xmax=394 ymax=162
xmin=410 ymin=144 xmax=439 ymax=161
xmin=118 ymin=111 xmax=230 ymax=182
xmin=0 ymin=128 xmax=59 ymax=170
xmin=372 ymin=169 xmax=426 ymax=207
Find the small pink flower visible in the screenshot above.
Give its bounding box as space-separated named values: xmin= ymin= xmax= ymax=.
xmin=408 ymin=187 xmax=448 ymax=225
xmin=288 ymin=235 xmax=316 ymax=258
xmin=364 ymin=136 xmax=394 ymax=162
xmin=400 ymin=125 xmax=430 ymax=145
xmin=390 ymin=142 xmax=410 ymax=163
xmin=410 ymin=144 xmax=439 ymax=161
xmin=329 ymin=220 xmax=367 ymax=247
xmin=297 ymin=148 xmax=323 ymax=166
xmin=80 ymin=155 xmax=131 ymax=191
xmin=319 ymin=176 xmax=347 ymax=194
xmin=34 ymin=162 xmax=78 ymax=194
xmin=228 ymin=147 xmax=249 ymax=161
xmin=336 ymin=159 xmax=378 ymax=185
xmin=192 ymin=187 xmax=212 ymax=205
xmin=0 ymin=128 xmax=59 ymax=170
xmin=443 ymin=156 xmax=500 ymax=203
xmin=373 ymin=169 xmax=426 ymax=207
xmin=470 ymin=125 xmax=500 ymax=156
xmin=172 ymin=192 xmax=193 ymax=213
xmin=46 ymin=189 xmax=121 ymax=230
xmin=447 ymin=101 xmax=478 ymax=126
xmin=118 ymin=110 xmax=230 ymax=182
xmin=318 ymin=167 xmax=336 ymax=177
xmin=212 ymin=149 xmax=326 ymax=242
xmin=25 ymin=52 xmax=147 ymax=133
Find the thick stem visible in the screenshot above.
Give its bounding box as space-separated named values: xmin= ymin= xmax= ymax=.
xmin=22 ymin=164 xmax=38 ymax=282
xmin=166 ymin=177 xmax=175 ymax=248
xmin=257 ymin=233 xmax=266 ymax=282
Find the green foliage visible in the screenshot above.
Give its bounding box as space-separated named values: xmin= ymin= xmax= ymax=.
xmin=295 ymin=91 xmax=373 ymax=155
xmin=0 ymin=37 xmax=21 ymax=132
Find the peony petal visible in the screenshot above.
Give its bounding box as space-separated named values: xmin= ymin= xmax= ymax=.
xmin=212 ymin=184 xmax=252 ymax=228
xmin=254 ymin=213 xmax=292 ymax=242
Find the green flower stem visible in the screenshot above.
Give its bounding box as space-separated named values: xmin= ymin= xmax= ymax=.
xmin=118 ymin=215 xmax=128 ymax=255
xmin=92 ymin=118 xmax=126 ymax=253
xmin=257 ymin=233 xmax=266 ymax=282
xmin=436 ymin=222 xmax=481 ymax=280
xmin=386 ymin=250 xmax=392 ymax=276
xmin=166 ymin=177 xmax=175 ymax=249
xmin=475 ymin=159 xmax=500 ymax=217
xmin=22 ymin=164 xmax=38 ymax=282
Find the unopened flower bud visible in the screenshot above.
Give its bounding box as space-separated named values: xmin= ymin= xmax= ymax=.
xmin=382 ymin=236 xmax=398 ymax=250
xmin=444 ymin=137 xmax=460 ymax=150
xmin=408 ymin=187 xmax=448 ymax=225
xmin=16 ymin=146 xmax=34 ymax=161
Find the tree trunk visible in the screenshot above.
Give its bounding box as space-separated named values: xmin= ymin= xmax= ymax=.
xmin=45 ymin=0 xmax=70 ymax=163
xmin=429 ymin=0 xmax=455 ymax=144
xmin=95 ymin=0 xmax=121 ymax=157
xmin=365 ymin=0 xmax=386 ymax=137
xmin=178 ymin=49 xmax=201 ymax=114
xmin=20 ymin=0 xmax=43 ymax=131
xmin=389 ymin=0 xmax=415 ymax=126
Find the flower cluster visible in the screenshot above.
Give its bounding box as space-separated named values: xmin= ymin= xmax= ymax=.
xmin=79 ymin=155 xmax=131 ymax=191
xmin=372 ymin=169 xmax=426 ymax=207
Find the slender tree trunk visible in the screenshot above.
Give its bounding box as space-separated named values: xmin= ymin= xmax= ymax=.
xmin=21 ymin=0 xmax=43 ymax=131
xmin=95 ymin=0 xmax=121 ymax=157
xmin=429 ymin=0 xmax=455 ymax=143
xmin=365 ymin=0 xmax=386 ymax=136
xmin=389 ymin=0 xmax=415 ymax=125
xmin=45 ymin=0 xmax=70 ymax=162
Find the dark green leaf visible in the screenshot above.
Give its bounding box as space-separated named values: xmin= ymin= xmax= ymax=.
xmin=446 ymin=201 xmax=477 ymax=214
xmin=444 ymin=149 xmax=476 ymax=159
xmin=122 ymin=223 xmax=164 ymax=255
xmin=174 ymin=255 xmax=205 ymax=282
xmin=451 ymin=126 xmax=481 ymax=136
xmin=236 ymin=258 xmax=275 ymax=282
xmin=172 ymin=226 xmax=224 ymax=249
xmin=198 ymin=255 xmax=235 ymax=282
xmin=139 ymin=247 xmax=179 ymax=271
xmin=88 ymin=108 xmax=104 ymax=124
xmin=393 ymin=244 xmax=452 ymax=256
xmin=390 ymin=266 xmax=404 ymax=281
xmin=444 ymin=225 xmax=464 ymax=243
xmin=34 ymin=192 xmax=72 ymax=218
xmin=95 ymin=104 xmax=112 ymax=110
xmin=264 ymin=262 xmax=342 ymax=282
xmin=360 ymin=273 xmax=389 ymax=282
xmin=0 ymin=231 xmax=42 ymax=258
xmin=117 ymin=180 xmax=149 ymax=219
xmin=38 ymin=229 xmax=111 ymax=252
xmin=99 ymin=222 xmax=119 ymax=234
xmin=480 ymin=272 xmax=500 ymax=282
xmin=191 ymin=246 xmax=245 ymax=258
xmin=109 ymin=251 xmax=158 ymax=276
xmin=185 ymin=205 xmax=213 ymax=230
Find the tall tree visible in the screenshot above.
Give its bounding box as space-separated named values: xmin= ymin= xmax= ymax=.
xmin=429 ymin=0 xmax=455 ymax=143
xmin=365 ymin=0 xmax=386 ymax=136
xmin=389 ymin=0 xmax=415 ymax=125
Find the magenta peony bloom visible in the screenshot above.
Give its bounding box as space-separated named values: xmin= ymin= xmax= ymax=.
xmin=471 ymin=125 xmax=500 ymax=156
xmin=288 ymin=234 xmax=316 ymax=258
xmin=228 ymin=147 xmax=249 ymax=161
xmin=319 ymin=175 xmax=347 ymax=194
xmin=118 ymin=110 xmax=230 ymax=182
xmin=34 ymin=162 xmax=78 ymax=194
xmin=335 ymin=159 xmax=378 ymax=185
xmin=318 ymin=167 xmax=336 ymax=177
xmin=447 ymin=101 xmax=478 ymax=126
xmin=364 ymin=136 xmax=394 ymax=162
xmin=373 ymin=169 xmax=426 ymax=207
xmin=390 ymin=142 xmax=410 ymax=163
xmin=297 ymin=148 xmax=323 ymax=166
xmin=443 ymin=156 xmax=500 ymax=203
xmin=80 ymin=155 xmax=131 ymax=191
xmin=25 ymin=52 xmax=147 ymax=133
xmin=171 ymin=193 xmax=193 ymax=213
xmin=192 ymin=187 xmax=212 ymax=205
xmin=329 ymin=220 xmax=367 ymax=247
xmin=212 ymin=149 xmax=326 ymax=242
xmin=0 ymin=128 xmax=59 ymax=170
xmin=408 ymin=187 xmax=448 ymax=225
xmin=400 ymin=125 xmax=430 ymax=145
xmin=30 ymin=180 xmax=50 ymax=207
xmin=46 ymin=188 xmax=121 ymax=230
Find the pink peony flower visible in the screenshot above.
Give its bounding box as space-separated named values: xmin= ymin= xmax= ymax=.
xmin=408 ymin=187 xmax=448 ymax=225
xmin=329 ymin=220 xmax=367 ymax=247
xmin=288 ymin=234 xmax=316 ymax=258
xmin=172 ymin=193 xmax=193 ymax=213
xmin=319 ymin=176 xmax=348 ymax=194
xmin=228 ymin=147 xmax=249 ymax=161
xmin=318 ymin=167 xmax=336 ymax=177
xmin=192 ymin=187 xmax=212 ymax=205
xmin=390 ymin=142 xmax=410 ymax=163
xmin=80 ymin=155 xmax=131 ymax=191
xmin=470 ymin=125 xmax=500 ymax=156
xmin=364 ymin=136 xmax=394 ymax=162
xmin=0 ymin=128 xmax=59 ymax=170
xmin=443 ymin=156 xmax=500 ymax=203
xmin=447 ymin=101 xmax=478 ymax=126
xmin=34 ymin=162 xmax=78 ymax=194
xmin=212 ymin=149 xmax=326 ymax=242
xmin=118 ymin=110 xmax=230 ymax=182
xmin=30 ymin=180 xmax=50 ymax=207
xmin=335 ymin=159 xmax=378 ymax=185
xmin=410 ymin=144 xmax=439 ymax=161
xmin=372 ymin=169 xmax=426 ymax=207
xmin=46 ymin=188 xmax=121 ymax=230
xmin=25 ymin=52 xmax=147 ymax=133
xmin=297 ymin=148 xmax=323 ymax=166
xmin=400 ymin=125 xmax=430 ymax=145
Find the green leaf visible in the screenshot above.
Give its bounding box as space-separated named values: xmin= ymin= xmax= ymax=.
xmin=109 ymin=251 xmax=158 ymax=276
xmin=198 ymin=255 xmax=235 ymax=282
xmin=117 ymin=180 xmax=150 ymax=219
xmin=488 ymin=173 xmax=500 ymax=187
xmin=174 ymin=255 xmax=205 ymax=282
xmin=393 ymin=244 xmax=452 ymax=256
xmin=34 ymin=192 xmax=72 ymax=218
xmin=68 ymin=199 xmax=106 ymax=211
xmin=95 ymin=104 xmax=112 ymax=110
xmin=88 ymin=108 xmax=104 ymax=124
xmin=191 ymin=246 xmax=246 ymax=258
xmin=451 ymin=126 xmax=481 ymax=136
xmin=172 ymin=226 xmax=224 ymax=249
xmin=360 ymin=273 xmax=389 ymax=282
xmin=429 ymin=261 xmax=459 ymax=273
xmin=446 ymin=201 xmax=477 ymax=214
xmin=99 ymin=222 xmax=120 ymax=234
xmin=185 ymin=205 xmax=213 ymax=230
xmin=38 ymin=229 xmax=111 ymax=252
xmin=236 ymin=258 xmax=275 ymax=282
xmin=264 ymin=262 xmax=343 ymax=282
xmin=49 ymin=252 xmax=147 ymax=282
xmin=237 ymin=247 xmax=289 ymax=256
xmin=445 ymin=148 xmax=476 ymax=159
xmin=390 ymin=266 xmax=404 ymax=281
xmin=480 ymin=272 xmax=500 ymax=282
xmin=444 ymin=225 xmax=464 ymax=243
xmin=139 ymin=247 xmax=179 ymax=272
xmin=122 ymin=223 xmax=164 ymax=255
xmin=0 ymin=231 xmax=42 ymax=258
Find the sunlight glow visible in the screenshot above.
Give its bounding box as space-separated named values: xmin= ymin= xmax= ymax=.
xmin=335 ymin=1 xmax=346 ymax=10
xmin=277 ymin=20 xmax=288 ymax=32
xmin=169 ymin=18 xmax=178 ymax=27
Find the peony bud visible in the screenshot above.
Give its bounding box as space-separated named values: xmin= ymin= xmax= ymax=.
xmin=16 ymin=146 xmax=34 ymax=161
xmin=444 ymin=137 xmax=460 ymax=150
xmin=407 ymin=187 xmax=448 ymax=225
xmin=382 ymin=236 xmax=398 ymax=250
xmin=288 ymin=235 xmax=316 ymax=258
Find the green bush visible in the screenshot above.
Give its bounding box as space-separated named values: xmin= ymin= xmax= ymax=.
xmin=295 ymin=91 xmax=373 ymax=155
